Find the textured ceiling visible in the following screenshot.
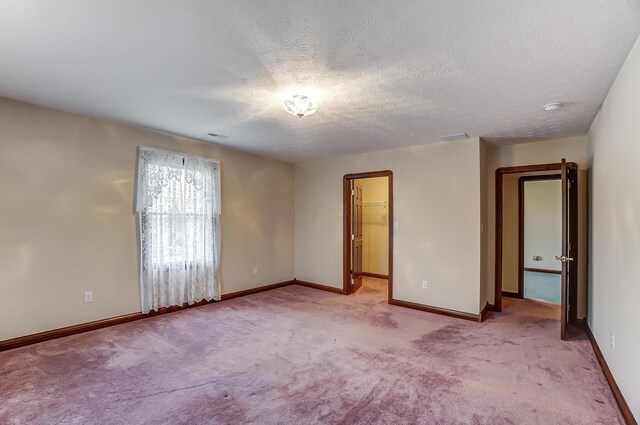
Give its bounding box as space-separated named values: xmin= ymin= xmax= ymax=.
xmin=0 ymin=1 xmax=639 ymax=162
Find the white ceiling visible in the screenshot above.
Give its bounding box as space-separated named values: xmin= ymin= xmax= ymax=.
xmin=1 ymin=1 xmax=639 ymax=163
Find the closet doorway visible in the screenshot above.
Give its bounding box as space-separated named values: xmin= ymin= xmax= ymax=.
xmin=343 ymin=171 xmax=393 ymax=302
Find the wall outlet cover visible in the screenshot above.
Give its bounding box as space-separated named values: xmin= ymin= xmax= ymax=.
xmin=610 ymin=333 xmax=615 ymax=349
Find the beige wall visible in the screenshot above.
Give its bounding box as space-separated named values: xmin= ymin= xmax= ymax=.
xmin=479 ymin=140 xmax=495 ymax=310
xmin=588 ymin=35 xmax=640 ymax=419
xmin=524 ymin=180 xmax=562 ymax=271
xmin=0 ymin=97 xmax=295 ymax=341
xmin=359 ymin=177 xmax=388 ymax=276
xmin=492 ymin=137 xmax=590 ymax=168
xmin=295 ymin=138 xmax=482 ymax=315
xmin=482 ymin=136 xmax=589 ymax=318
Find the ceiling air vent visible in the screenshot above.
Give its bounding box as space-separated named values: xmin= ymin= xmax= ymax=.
xmin=207 ymin=133 xmax=228 ymax=139
xmin=441 ymin=133 xmax=469 ymax=142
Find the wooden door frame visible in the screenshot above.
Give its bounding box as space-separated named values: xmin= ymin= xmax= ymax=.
xmin=343 ymin=170 xmax=393 ymax=302
xmin=516 ymin=174 xmax=562 ymax=298
xmin=495 ymin=163 xmax=578 ymax=314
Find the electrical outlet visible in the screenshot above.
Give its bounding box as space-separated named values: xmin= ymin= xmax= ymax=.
xmin=84 ymin=291 xmax=93 ymax=303
xmin=253 ymin=267 xmax=258 ymax=276
xmin=422 ymin=281 xmax=428 ymax=289
xmin=393 ymin=221 xmax=400 ymax=230
xmin=610 ymin=333 xmax=615 ymax=349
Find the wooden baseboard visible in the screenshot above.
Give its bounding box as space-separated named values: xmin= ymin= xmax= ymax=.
xmin=480 ymin=303 xmax=494 ymax=322
xmin=582 ymin=320 xmax=637 ymax=425
xmin=0 ymin=313 xmax=145 ymax=352
xmin=0 ymin=280 xmax=295 ymax=352
xmin=362 ymin=272 xmax=389 ymax=279
xmin=220 ymin=280 xmax=295 ymax=301
xmin=389 ymin=298 xmax=480 ymax=322
xmin=524 ymin=267 xmax=562 ymax=275
xmin=294 ymin=279 xmax=344 ymax=294
xmin=486 ymin=303 xmax=499 ymax=312
xmin=502 ymin=291 xmax=521 ymax=299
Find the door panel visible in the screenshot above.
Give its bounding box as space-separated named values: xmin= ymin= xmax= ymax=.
xmin=352 ymin=181 xmax=364 ymax=293
xmin=568 ymin=168 xmax=579 ymax=324
xmin=557 ymin=159 xmax=573 ymax=340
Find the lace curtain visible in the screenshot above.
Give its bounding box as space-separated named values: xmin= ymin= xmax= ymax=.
xmin=135 ymin=146 xmax=221 ymax=314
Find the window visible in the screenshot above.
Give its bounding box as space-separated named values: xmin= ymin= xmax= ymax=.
xmin=135 ymin=146 xmax=221 ymax=313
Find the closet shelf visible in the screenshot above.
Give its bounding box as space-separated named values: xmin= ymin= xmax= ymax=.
xmin=363 ymin=201 xmax=388 ymax=208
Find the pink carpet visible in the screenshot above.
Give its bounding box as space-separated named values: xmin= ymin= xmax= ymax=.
xmin=0 ymin=278 xmax=622 ymax=424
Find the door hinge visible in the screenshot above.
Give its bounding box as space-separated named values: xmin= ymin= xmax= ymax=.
xmin=351 ymin=234 xmax=355 ymax=241
xmin=351 ymin=189 xmax=355 ymax=196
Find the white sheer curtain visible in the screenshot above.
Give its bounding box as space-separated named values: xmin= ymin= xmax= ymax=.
xmin=135 ymin=146 xmax=221 ymax=314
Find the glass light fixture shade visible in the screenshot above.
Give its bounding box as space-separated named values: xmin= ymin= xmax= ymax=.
xmin=283 ymin=94 xmax=318 ymax=118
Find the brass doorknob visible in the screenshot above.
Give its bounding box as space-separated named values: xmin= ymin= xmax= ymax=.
xmin=555 ymin=255 xmax=574 ymax=263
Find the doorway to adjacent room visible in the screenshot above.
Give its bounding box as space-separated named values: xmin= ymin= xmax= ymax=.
xmin=519 ymin=175 xmax=563 ymax=304
xmin=495 ymin=160 xmax=579 ymax=340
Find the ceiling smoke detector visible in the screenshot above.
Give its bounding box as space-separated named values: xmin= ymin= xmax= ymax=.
xmin=543 ymin=102 xmax=563 ymax=112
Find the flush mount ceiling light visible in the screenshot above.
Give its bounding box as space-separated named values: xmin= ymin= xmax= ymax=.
xmin=283 ymin=94 xmax=318 ymax=118
xmin=543 ymin=102 xmax=563 ymax=112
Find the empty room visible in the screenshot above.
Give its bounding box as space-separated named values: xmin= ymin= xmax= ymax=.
xmin=1 ymin=1 xmax=639 ymax=424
